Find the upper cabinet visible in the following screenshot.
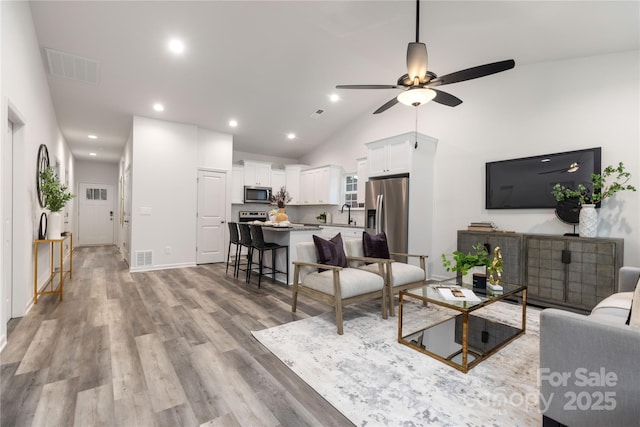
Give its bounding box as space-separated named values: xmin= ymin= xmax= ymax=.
xmin=366 ymin=137 xmax=411 ymax=177
xmin=356 ymin=157 xmax=368 ymax=205
xmin=285 ymin=164 xmax=307 ymax=205
xmin=242 ymin=160 xmax=271 ymax=186
xmin=270 ymin=169 xmax=286 ymax=193
xmin=231 ymin=165 xmax=244 ymax=204
xmin=299 ymin=165 xmax=342 ymax=205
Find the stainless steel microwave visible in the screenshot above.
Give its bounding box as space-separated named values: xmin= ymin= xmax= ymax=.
xmin=244 ymin=186 xmax=272 ymax=204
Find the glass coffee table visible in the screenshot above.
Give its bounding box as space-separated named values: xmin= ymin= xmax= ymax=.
xmin=398 ymin=278 xmax=527 ymax=373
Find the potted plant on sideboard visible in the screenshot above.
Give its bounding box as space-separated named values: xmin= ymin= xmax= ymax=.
xmin=552 ymin=162 xmax=636 ymax=237
xmin=40 ymin=166 xmax=75 ymax=239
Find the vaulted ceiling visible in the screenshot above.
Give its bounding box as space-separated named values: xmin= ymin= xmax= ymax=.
xmin=28 ymin=1 xmax=639 ymax=162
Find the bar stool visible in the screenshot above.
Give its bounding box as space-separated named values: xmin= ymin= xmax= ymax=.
xmin=236 ymin=223 xmax=253 ymax=279
xmin=225 ymin=222 xmax=241 ymax=276
xmin=247 ymin=224 xmax=289 ymax=288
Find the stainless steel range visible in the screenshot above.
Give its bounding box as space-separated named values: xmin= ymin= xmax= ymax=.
xmin=238 ymin=211 xmax=268 ymax=223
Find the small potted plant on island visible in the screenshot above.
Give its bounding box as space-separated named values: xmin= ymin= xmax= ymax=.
xmin=40 ymin=166 xmax=75 ymax=239
xmin=552 ymin=162 xmax=636 ymax=237
xmin=270 ymin=186 xmax=292 ymax=223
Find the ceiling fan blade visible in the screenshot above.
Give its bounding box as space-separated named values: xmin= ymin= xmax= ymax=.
xmin=428 ymin=59 xmax=515 ymax=87
xmin=336 ymin=84 xmax=399 ymax=90
xmin=431 ymin=89 xmax=463 ymax=107
xmin=373 ymin=97 xmax=400 ymax=114
xmin=406 ymin=42 xmax=428 ymax=81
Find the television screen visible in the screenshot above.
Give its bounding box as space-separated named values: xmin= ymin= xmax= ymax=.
xmin=485 ymin=148 xmax=601 ymax=209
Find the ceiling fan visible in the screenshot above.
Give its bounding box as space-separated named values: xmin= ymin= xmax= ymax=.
xmin=336 ymin=0 xmax=515 ymax=114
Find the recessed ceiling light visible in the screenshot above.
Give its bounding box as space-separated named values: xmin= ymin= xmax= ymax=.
xmin=153 ymin=103 xmax=164 ymax=112
xmin=329 ymin=94 xmax=340 ymax=102
xmin=287 ymin=133 xmax=296 ymax=140
xmin=88 ymin=134 xmax=97 ymax=139
xmin=89 ymin=152 xmax=97 ymax=156
xmin=168 ymin=39 xmax=184 ymax=54
xmin=229 ymin=119 xmax=238 ymax=127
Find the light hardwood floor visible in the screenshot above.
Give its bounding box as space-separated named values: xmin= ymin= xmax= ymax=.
xmin=1 ymin=246 xmax=353 ymax=426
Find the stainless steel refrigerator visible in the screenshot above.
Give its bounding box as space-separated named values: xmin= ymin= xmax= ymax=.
xmin=365 ymin=175 xmax=409 ymax=262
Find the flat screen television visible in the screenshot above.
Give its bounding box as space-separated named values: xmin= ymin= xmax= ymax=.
xmin=486 ymin=147 xmax=601 ymax=209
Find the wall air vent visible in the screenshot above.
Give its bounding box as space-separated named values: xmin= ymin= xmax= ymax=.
xmin=135 ymin=250 xmax=153 ymax=267
xmin=44 ymin=48 xmax=100 ymax=85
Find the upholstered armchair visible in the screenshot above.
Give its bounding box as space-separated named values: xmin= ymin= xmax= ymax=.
xmin=345 ymin=236 xmax=427 ymax=316
xmin=292 ymin=241 xmax=388 ymax=335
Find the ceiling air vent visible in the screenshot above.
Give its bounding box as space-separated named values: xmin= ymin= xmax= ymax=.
xmin=309 ymin=109 xmax=324 ymax=119
xmin=44 ymin=48 xmax=99 ymax=85
xmin=135 ymin=250 xmax=153 ymax=267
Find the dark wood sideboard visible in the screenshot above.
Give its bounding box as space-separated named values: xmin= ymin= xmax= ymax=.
xmin=457 ymin=230 xmax=624 ymax=313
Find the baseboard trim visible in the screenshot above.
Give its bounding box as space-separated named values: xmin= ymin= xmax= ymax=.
xmin=129 ymin=262 xmax=197 ymax=273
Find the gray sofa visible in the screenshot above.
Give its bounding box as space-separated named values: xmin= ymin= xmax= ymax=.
xmin=540 ymin=266 xmax=640 ymax=427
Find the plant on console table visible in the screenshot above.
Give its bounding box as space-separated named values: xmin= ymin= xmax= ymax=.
xmin=441 ymin=243 xmax=493 ymax=286
xmin=270 ymin=186 xmax=292 ymax=223
xmin=551 ymin=162 xmax=636 ymax=237
xmin=40 ymin=166 xmax=75 ymax=240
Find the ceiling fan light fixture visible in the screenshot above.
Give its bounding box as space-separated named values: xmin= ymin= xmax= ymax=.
xmin=397 ymin=88 xmax=436 ymax=107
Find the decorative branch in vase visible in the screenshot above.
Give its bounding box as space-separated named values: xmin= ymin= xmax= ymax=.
xmin=551 ymin=162 xmax=636 ymax=237
xmin=270 ymin=186 xmax=292 ymax=223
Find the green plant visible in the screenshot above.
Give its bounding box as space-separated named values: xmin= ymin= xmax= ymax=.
xmin=316 ymin=212 xmax=327 ymax=222
xmin=552 ymin=162 xmax=636 ymax=205
xmin=39 ymin=166 xmax=74 ymax=212
xmin=441 ymin=243 xmax=492 ymax=276
xmin=270 ymin=186 xmax=292 ymax=208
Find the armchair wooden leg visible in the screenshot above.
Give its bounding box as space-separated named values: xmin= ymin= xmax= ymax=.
xmin=382 ymin=286 xmax=388 ymax=320
xmin=335 ymin=299 xmax=344 ymax=335
xmin=333 ymin=270 xmax=344 ymax=335
xmin=292 ymin=266 xmax=300 ymax=313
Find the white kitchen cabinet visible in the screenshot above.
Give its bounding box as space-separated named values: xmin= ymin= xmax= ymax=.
xmin=271 ymin=169 xmax=286 ymax=194
xmin=366 ymin=138 xmax=411 ymax=177
xmin=231 ymin=165 xmax=244 ymax=204
xmin=284 ymin=164 xmax=307 ymax=205
xmin=320 ymin=226 xmax=363 ymax=240
xmin=299 ymin=165 xmax=342 ymax=205
xmin=242 ymin=160 xmax=271 ymax=186
xmin=356 ymin=157 xmax=368 ymax=205
xmin=299 ymin=170 xmax=315 ymax=204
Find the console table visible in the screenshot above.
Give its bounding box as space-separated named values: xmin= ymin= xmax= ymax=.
xmin=33 ymin=232 xmax=73 ymax=304
xmin=457 ymin=230 xmax=623 ymax=313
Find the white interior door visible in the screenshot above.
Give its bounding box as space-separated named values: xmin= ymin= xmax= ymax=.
xmin=197 ymin=170 xmax=226 ymax=264
xmin=122 ymin=167 xmax=132 ymax=265
xmin=78 ymin=183 xmax=114 ymax=245
xmin=2 ymin=120 xmax=13 ymax=324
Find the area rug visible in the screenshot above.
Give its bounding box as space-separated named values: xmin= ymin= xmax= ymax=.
xmin=252 ymin=300 xmax=542 ymax=426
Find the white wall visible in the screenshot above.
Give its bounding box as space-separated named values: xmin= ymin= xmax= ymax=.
xmin=233 ymin=150 xmax=299 ymax=169
xmin=128 ymin=116 xmax=233 ymax=272
xmin=1 ymin=1 xmax=75 ymax=347
xmin=302 ymin=51 xmax=640 ymax=274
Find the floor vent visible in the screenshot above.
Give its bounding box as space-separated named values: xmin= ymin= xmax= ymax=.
xmin=135 ymin=250 xmax=153 ymax=267
xmin=44 ymin=48 xmax=100 ymax=85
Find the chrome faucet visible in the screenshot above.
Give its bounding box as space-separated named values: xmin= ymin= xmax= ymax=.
xmin=341 ymin=203 xmax=353 ymax=225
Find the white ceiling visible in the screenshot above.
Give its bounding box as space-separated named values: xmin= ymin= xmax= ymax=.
xmin=29 ymin=1 xmax=639 ymax=163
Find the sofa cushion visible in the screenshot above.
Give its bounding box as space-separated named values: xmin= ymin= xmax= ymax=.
xmin=590 ymin=291 xmax=633 ymax=324
xmin=627 ymin=277 xmax=640 ymax=328
xmin=302 ymin=268 xmax=384 ymax=299
xmin=363 ymin=231 xmax=390 ymax=259
xmin=313 ymin=233 xmax=347 ymax=270
xmin=361 ymin=262 xmax=425 ymax=287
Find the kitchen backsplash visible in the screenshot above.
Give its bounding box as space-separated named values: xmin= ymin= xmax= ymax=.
xmin=230 ymin=204 xmax=364 ymax=226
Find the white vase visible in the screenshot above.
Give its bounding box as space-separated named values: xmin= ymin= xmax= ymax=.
xmin=462 ymin=266 xmax=486 ymax=286
xmin=47 ymin=212 xmax=62 ymax=240
xmin=579 ymin=204 xmax=598 ymax=238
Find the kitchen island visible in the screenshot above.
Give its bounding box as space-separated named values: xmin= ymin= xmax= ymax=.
xmin=259 ymin=224 xmax=321 ymax=285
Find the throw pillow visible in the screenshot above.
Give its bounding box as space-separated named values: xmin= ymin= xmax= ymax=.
xmin=313 ymin=233 xmax=347 ymax=270
xmin=363 ymin=231 xmax=390 ymax=259
xmin=627 ymin=277 xmax=640 ymax=328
